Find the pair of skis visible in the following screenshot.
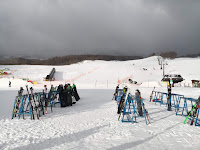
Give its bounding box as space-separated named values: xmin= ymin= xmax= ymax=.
xmin=143 ymin=104 xmax=150 ymax=124
xmin=12 ymin=87 xmax=24 ymax=119
xmin=26 ymin=85 xmax=39 ymax=120
xmin=112 ymin=86 xmax=119 ymax=101
xmin=137 ymin=91 xmax=150 ymax=124
xmin=118 ymin=88 xmax=129 ymax=121
xmin=183 ymin=96 xmax=200 ymax=125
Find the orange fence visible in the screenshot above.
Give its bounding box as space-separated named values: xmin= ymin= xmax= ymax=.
xmin=65 ymin=67 xmax=100 ymax=83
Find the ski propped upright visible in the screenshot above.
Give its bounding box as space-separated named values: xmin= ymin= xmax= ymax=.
xmin=26 ymin=85 xmax=35 ymax=120
xmin=12 ymin=87 xmax=24 ymax=119
xmin=183 ymin=96 xmax=200 ymax=124
xmin=118 ymin=88 xmax=129 ymax=121
xmin=137 ymin=90 xmax=150 ymax=124
xmin=143 ymin=103 xmax=150 ymax=124
xmin=30 ymin=87 xmax=39 ymax=119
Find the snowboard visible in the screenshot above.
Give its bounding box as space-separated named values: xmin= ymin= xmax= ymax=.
xmin=72 ymin=90 xmax=80 ymax=101
xmin=72 ymin=87 xmax=80 ymax=101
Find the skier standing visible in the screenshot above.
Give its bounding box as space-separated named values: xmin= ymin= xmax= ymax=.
xmin=58 ymin=84 xmax=67 ymax=107
xmin=9 ymin=81 xmax=11 ymax=87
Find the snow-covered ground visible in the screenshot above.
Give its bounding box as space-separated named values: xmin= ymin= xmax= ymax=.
xmin=0 ymin=56 xmax=200 ymax=150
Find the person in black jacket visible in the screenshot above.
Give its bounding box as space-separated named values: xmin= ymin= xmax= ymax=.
xmin=65 ymin=84 xmax=73 ymax=106
xmin=57 ymin=84 xmax=67 ymax=107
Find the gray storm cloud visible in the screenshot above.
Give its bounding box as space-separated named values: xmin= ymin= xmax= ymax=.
xmin=0 ymin=0 xmax=200 ymax=57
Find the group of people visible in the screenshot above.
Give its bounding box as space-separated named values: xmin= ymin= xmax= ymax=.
xmin=57 ymin=83 xmax=80 ymax=107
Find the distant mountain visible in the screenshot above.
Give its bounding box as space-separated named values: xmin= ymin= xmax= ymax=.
xmin=0 ymin=55 xmax=47 ymax=61
xmin=1 ymin=52 xmax=199 ymax=65
xmin=0 ymin=56 xmax=14 ymax=60
xmin=0 ymin=55 xmax=143 ymax=65
xmin=159 ymin=51 xmax=200 ymax=58
xmin=160 ymin=52 xmax=177 ymax=59
xmin=180 ymin=53 xmax=200 ymax=58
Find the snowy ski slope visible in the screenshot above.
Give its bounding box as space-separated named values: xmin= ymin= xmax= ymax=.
xmin=0 ymin=56 xmax=200 ymax=150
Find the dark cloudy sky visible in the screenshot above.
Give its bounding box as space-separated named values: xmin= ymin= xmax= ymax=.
xmin=0 ymin=0 xmax=200 ymax=57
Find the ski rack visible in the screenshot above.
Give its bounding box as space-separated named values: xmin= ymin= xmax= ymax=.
xmin=47 ymin=90 xmax=61 ymax=111
xmin=152 ymin=91 xmax=184 ymax=108
xmin=175 ymin=96 xmax=190 ymax=115
xmin=176 ymin=97 xmax=197 ymax=115
xmin=121 ymin=93 xmax=135 ymax=123
xmin=34 ymin=92 xmax=43 ymax=117
xmin=18 ymin=94 xmax=34 ymax=120
xmin=153 ymin=91 xmax=168 ymax=105
xmin=11 ymin=87 xmax=75 ymax=120
xmin=120 ymin=94 xmax=148 ymax=125
xmin=171 ymin=94 xmax=184 ymax=108
xmin=12 ymin=96 xmax=22 ymax=119
xmin=12 ymin=91 xmax=58 ymax=120
xmin=180 ymin=97 xmax=200 ymax=126
xmin=152 ymin=91 xmax=200 ymax=126
xmin=133 ymin=95 xmax=148 ymax=125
